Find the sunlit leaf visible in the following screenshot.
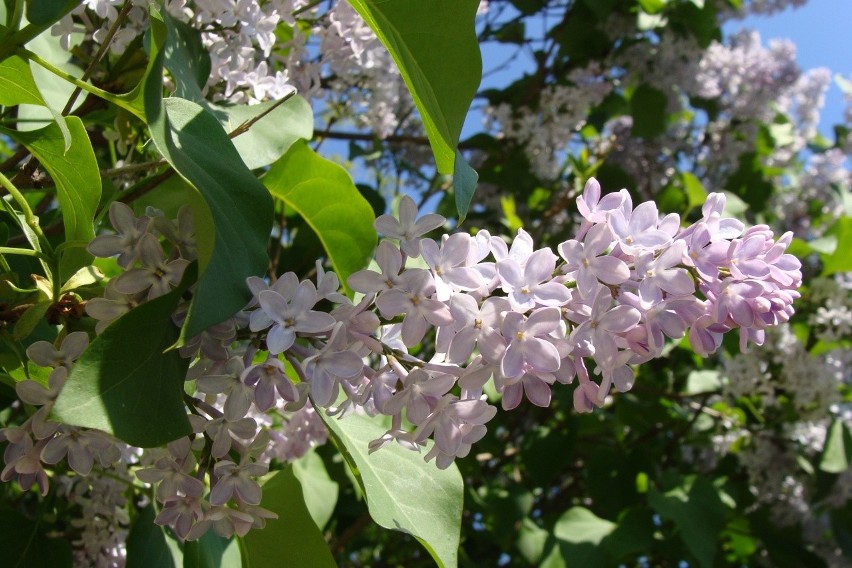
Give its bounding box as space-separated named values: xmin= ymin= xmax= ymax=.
xmin=348 ymin=0 xmax=481 ymax=217
xmin=321 ymin=411 xmax=463 ymax=568
xmin=3 ymin=117 xmax=101 ymax=280
xmin=263 ymin=140 xmax=376 ymax=293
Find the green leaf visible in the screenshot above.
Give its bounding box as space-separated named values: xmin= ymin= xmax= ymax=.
xmin=183 ymin=532 xmax=240 ymax=568
xmin=263 ymin=140 xmax=376 ymax=293
xmin=213 ymin=96 xmax=313 ymax=170
xmin=292 ymin=449 xmax=339 ymax=530
xmin=821 ymin=216 xmax=852 ymax=276
xmin=145 ymin=94 xmax=273 ymax=341
xmin=830 ymin=504 xmax=852 ymax=559
xmin=0 ymin=54 xmax=44 ymax=105
xmin=685 ymin=370 xmax=721 ymax=394
xmin=543 ymin=507 xmax=615 ymax=567
xmin=516 ymin=517 xmax=549 ymax=564
xmin=24 ymin=0 xmax=77 ymax=25
xmin=2 ymin=116 xmax=100 ymax=279
xmin=638 ymin=0 xmax=668 ymax=14
xmin=321 ymin=411 xmax=464 ymax=568
xmin=241 ymin=466 xmax=336 ymax=568
xmin=162 ymin=11 xmax=210 ymax=101
xmin=52 ymin=264 xmax=196 ymax=447
xmin=819 ymin=417 xmax=852 ymax=474
xmin=453 ymin=149 xmax=478 ymax=223
xmin=126 ymin=506 xmax=184 ymax=568
xmin=348 ymin=0 xmax=481 ymax=177
xmin=648 ymin=477 xmax=726 ymax=568
xmin=0 ymin=509 xmax=73 ymax=568
xmin=12 ymin=298 xmax=50 ymax=341
xmin=630 ymin=83 xmax=668 ymax=139
xmin=681 ymin=172 xmax=707 ymax=211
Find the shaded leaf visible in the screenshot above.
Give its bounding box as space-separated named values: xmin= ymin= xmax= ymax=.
xmin=630 ymin=84 xmax=668 ymax=139
xmin=321 ymin=410 xmax=463 ymax=568
xmin=292 ymin=449 xmax=339 ymax=530
xmin=126 ymin=506 xmax=183 ymax=568
xmin=263 ymin=140 xmax=376 ymax=293
xmin=183 ymin=532 xmax=240 ymax=568
xmin=12 ymin=298 xmax=50 ymax=341
xmin=648 ymin=477 xmax=726 ymax=568
xmin=52 ymin=264 xmax=196 ymax=447
xmin=145 ymin=94 xmax=273 ymax=340
xmin=162 ymin=11 xmax=210 ymax=101
xmin=453 ymin=149 xmax=478 ymax=223
xmin=543 ymin=507 xmax=615 ymax=567
xmin=213 ymin=96 xmax=313 ymax=170
xmin=241 ymin=466 xmax=336 ymax=568
xmin=0 ymin=509 xmax=73 ymax=568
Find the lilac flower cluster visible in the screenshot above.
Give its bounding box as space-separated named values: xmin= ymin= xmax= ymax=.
xmin=1 ymin=179 xmax=802 ymax=553
xmin=238 ymin=178 xmax=802 ymax=469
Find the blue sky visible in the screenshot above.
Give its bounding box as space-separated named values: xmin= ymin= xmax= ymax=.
xmin=728 ymin=0 xmax=852 ymax=136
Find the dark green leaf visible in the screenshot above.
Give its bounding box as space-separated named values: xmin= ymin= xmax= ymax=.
xmin=348 ymin=0 xmax=481 ymax=176
xmin=3 ymin=117 xmax=101 ymax=280
xmin=241 ymin=466 xmax=336 ymax=568
xmin=830 ymin=504 xmax=852 ymax=559
xmin=453 ymin=149 xmax=479 ymax=223
xmin=183 ymin=532 xmax=240 ymax=568
xmin=145 ymin=94 xmax=273 ymax=341
xmin=24 ymin=0 xmax=77 ymax=25
xmin=630 ymin=84 xmax=668 ymax=139
xmin=126 ymin=506 xmax=183 ymax=568
xmin=321 ymin=410 xmax=464 ymax=568
xmin=263 ymin=140 xmax=376 ymax=293
xmin=648 ymin=477 xmax=726 ymax=568
xmin=0 ymin=509 xmax=73 ymax=568
xmin=52 ymin=264 xmax=196 ymax=447
xmin=725 ymin=152 xmax=771 ymax=212
xmin=12 ymin=298 xmax=50 ymax=341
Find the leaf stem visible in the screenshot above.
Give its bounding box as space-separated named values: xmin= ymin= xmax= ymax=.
xmin=0 ymin=246 xmax=49 ymax=260
xmin=0 ymin=169 xmax=53 ymax=256
xmin=19 ymin=48 xmax=137 ymax=117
